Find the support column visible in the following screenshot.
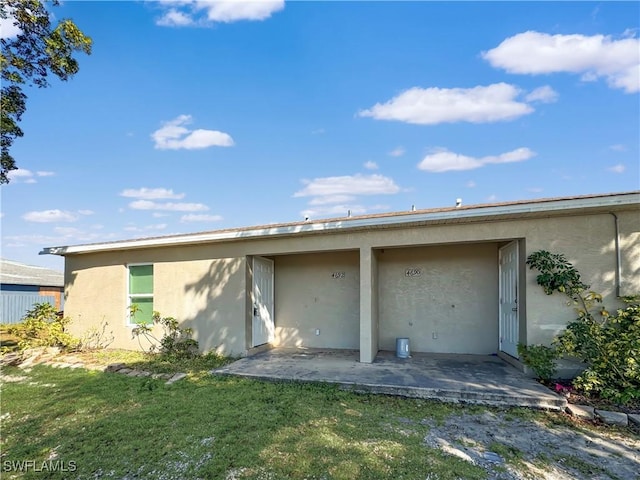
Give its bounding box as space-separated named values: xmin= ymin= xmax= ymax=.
xmin=359 ymin=246 xmax=378 ymax=363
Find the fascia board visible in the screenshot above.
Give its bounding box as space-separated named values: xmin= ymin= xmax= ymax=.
xmin=40 ymin=193 xmax=639 ymax=256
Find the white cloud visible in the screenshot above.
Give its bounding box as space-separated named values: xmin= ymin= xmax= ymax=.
xmin=359 ymin=83 xmax=533 ymax=125
xmin=7 ymin=169 xmax=56 ymax=183
xmin=53 ymin=227 xmax=83 ymax=236
xmin=294 ymin=174 xmax=400 ymax=198
xmin=527 ymin=187 xmax=543 ymax=193
xmin=363 ymin=161 xmax=378 ymax=170
xmin=311 ymin=128 xmax=325 ymax=135
xmin=486 ymin=194 xmax=499 ymax=202
xmin=120 ymin=187 xmax=185 ymax=200
xmin=0 ymin=12 xmax=20 ymax=39
xmin=203 ymin=0 xmax=285 ymax=22
xmin=301 ymin=204 xmax=390 ymax=220
xmin=308 ymin=195 xmax=356 ymax=206
xmin=302 ymin=204 xmax=368 ymax=219
xmin=608 ymin=164 xmax=626 ymax=173
xmin=388 ymin=146 xmax=405 ymax=157
xmin=418 ymin=147 xmax=536 ymax=173
xmin=53 ymin=225 xmax=104 ymax=239
xmin=180 ymin=214 xmax=224 ymax=222
xmin=7 ymin=169 xmax=34 ymax=182
xmin=124 ymin=223 xmax=168 ymax=233
xmin=78 ymin=210 xmax=94 ymax=216
xmin=525 ymin=85 xmax=559 ymax=103
xmin=152 ymin=212 xmax=171 ymax=218
xmin=466 ymin=180 xmax=476 ymax=188
xmin=295 ymin=174 xmax=400 ymax=220
xmin=483 ymin=31 xmax=640 ymax=93
xmin=156 ymin=0 xmax=285 ymax=27
xmin=4 ymin=231 xmax=117 ymax=247
xmin=152 ymin=114 xmax=234 ymax=150
xmin=609 ymin=144 xmax=627 ymax=152
xmin=129 ymin=200 xmax=209 ymax=212
xmin=156 ymin=8 xmax=194 ymax=27
xmin=22 ymin=210 xmax=78 ymax=223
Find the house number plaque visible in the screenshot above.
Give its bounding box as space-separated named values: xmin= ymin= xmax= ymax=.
xmin=405 ymin=267 xmax=422 ymax=277
xmin=331 ymin=271 xmax=346 ymax=279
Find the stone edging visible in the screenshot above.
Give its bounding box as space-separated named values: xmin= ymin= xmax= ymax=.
xmin=566 ymin=403 xmax=639 ymax=428
xmin=1 ymin=347 xmax=187 ymax=385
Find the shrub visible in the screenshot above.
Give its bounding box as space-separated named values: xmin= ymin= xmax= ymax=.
xmin=525 ymin=250 xmax=640 ymax=404
xmin=130 ymin=310 xmax=199 ymax=360
xmin=517 ymin=343 xmax=558 ymax=381
xmin=556 ymin=297 xmax=640 ymax=404
xmin=9 ymin=303 xmax=79 ymax=351
xmin=79 ymin=318 xmax=115 ymax=351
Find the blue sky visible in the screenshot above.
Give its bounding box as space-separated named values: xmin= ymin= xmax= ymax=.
xmin=1 ymin=1 xmax=639 ymax=270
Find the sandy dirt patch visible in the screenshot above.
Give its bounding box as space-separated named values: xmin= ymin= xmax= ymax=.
xmin=420 ymin=410 xmax=639 ymax=480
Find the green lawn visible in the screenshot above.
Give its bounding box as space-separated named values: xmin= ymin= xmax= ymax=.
xmin=1 ymin=364 xmax=490 ymax=480
xmin=3 ymin=362 xmax=636 ymax=480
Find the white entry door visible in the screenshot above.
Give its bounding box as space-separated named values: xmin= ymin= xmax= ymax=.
xmin=499 ymin=241 xmax=519 ymax=357
xmin=252 ymin=256 xmax=274 ymax=347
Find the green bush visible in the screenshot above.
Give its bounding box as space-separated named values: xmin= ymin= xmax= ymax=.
xmin=555 ymin=298 xmax=640 ymax=404
xmin=517 ymin=343 xmax=558 ymax=381
xmin=526 ymin=250 xmax=640 ymax=404
xmin=9 ymin=303 xmax=79 ymax=351
xmin=131 ymin=310 xmax=199 ymax=360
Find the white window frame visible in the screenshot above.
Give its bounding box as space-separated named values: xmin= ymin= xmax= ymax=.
xmin=126 ymin=263 xmax=154 ymax=326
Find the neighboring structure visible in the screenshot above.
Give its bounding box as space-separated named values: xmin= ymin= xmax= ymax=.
xmin=1 ymin=259 xmax=65 ymax=324
xmin=41 ymin=192 xmax=639 ymax=367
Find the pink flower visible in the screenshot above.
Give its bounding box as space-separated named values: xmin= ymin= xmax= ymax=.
xmin=554 ymin=383 xmax=573 ymax=397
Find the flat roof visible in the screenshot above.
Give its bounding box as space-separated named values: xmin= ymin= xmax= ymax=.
xmin=41 ymin=191 xmax=639 ymax=256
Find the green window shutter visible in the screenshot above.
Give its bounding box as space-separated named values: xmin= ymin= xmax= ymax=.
xmin=130 ymin=265 xmax=153 ymax=294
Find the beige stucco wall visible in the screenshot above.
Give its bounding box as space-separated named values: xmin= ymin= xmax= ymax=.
xmin=523 ymin=210 xmax=639 ymax=345
xmin=378 ymin=243 xmax=499 ymax=354
xmin=273 ymin=251 xmax=360 ymax=349
xmin=64 ymin=251 xmax=247 ymax=356
xmin=154 ymin=257 xmax=246 ymax=355
xmin=61 ymin=205 xmax=639 ymax=358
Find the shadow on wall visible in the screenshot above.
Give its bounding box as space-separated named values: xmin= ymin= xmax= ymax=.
xmin=548 ymin=214 xmax=638 ymax=300
xmin=181 ymin=258 xmax=244 ymax=355
xmin=63 ymin=269 xmax=78 ymax=304
xmin=603 ymin=229 xmax=640 ymax=295
xmin=273 ymin=326 xmax=305 ymax=348
xmin=537 ymin=212 xmax=639 ymax=341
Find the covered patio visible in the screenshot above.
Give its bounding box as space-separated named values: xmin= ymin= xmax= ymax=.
xmin=212 ymin=348 xmax=566 ymax=410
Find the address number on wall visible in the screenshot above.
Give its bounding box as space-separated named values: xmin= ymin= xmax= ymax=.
xmin=405 ymin=267 xmax=422 ymax=277
xmin=331 ymin=271 xmax=346 ymax=279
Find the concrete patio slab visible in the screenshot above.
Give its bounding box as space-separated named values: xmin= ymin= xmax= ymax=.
xmin=212 ymin=348 xmax=566 ymax=410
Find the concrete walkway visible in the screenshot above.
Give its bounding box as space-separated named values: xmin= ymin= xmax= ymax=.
xmin=212 ymin=348 xmax=566 ymax=410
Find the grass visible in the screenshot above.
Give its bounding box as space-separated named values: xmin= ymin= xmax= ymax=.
xmin=1 ymin=364 xmax=489 ymax=480
xmin=487 ymin=442 xmax=523 ymax=462
xmin=75 ymin=348 xmax=234 ymax=375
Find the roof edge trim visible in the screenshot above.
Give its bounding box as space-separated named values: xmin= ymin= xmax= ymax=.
xmin=40 ymin=192 xmax=640 ymax=256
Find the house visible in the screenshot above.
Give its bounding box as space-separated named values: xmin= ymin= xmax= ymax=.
xmin=40 ymin=192 xmax=639 ymax=367
xmin=1 ymin=259 xmax=65 ymax=324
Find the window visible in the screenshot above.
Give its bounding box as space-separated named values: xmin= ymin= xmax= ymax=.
xmin=128 ymin=264 xmax=153 ymax=325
